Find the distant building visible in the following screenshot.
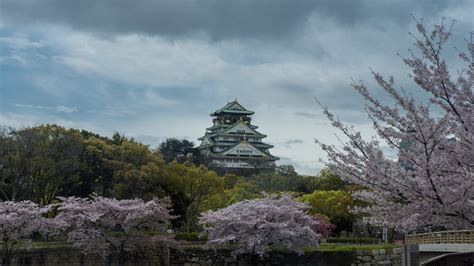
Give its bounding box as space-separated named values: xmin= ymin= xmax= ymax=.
xmin=198 ymin=100 xmax=278 ymax=175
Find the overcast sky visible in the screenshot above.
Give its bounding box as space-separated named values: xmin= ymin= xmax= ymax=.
xmin=0 ymin=0 xmax=472 ymax=175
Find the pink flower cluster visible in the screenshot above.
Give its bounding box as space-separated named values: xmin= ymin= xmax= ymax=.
xmin=316 ymin=18 xmax=473 ymax=231
xmin=199 ymin=193 xmax=320 ymax=257
xmin=0 ymin=196 xmax=175 ymax=258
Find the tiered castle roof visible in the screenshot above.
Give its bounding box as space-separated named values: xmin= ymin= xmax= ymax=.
xmin=198 ymin=100 xmax=278 ymax=169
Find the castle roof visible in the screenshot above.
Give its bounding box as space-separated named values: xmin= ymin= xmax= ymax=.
xmin=211 ymin=100 xmax=254 ymax=116
xmin=221 ymin=120 xmax=263 ymax=135
xmin=206 ymin=122 xmax=258 ymax=131
xmin=198 ymin=133 xmax=214 ymax=146
xmin=217 ymin=141 xmax=279 ymax=160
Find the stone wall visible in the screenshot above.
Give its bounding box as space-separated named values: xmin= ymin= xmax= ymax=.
xmin=171 ymin=248 xmax=288 ymax=266
xmin=352 ymin=248 xmax=402 ymax=266
xmin=171 ymin=248 xmax=357 ymax=266
xmin=1 ymin=247 xmax=169 ymax=266
xmin=1 ymin=246 xmax=400 ymax=266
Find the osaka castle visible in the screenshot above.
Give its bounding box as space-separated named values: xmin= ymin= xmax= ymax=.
xmin=198 ymin=100 xmax=279 ymax=173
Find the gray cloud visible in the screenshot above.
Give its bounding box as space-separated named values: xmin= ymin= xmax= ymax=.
xmin=1 ymin=0 xmax=315 ymax=40
xmin=284 ymin=139 xmax=304 ymax=145
xmin=0 ymin=0 xmax=456 ymax=40
xmin=294 ymin=112 xmax=316 ymax=118
xmin=133 ymin=134 xmax=165 ymax=148
xmin=1 ymin=0 xmax=471 ymax=176
xmin=277 ymin=155 xmax=321 ymax=176
xmin=13 ymin=103 xmax=77 ymax=114
xmin=268 ymin=139 xmax=305 ymax=148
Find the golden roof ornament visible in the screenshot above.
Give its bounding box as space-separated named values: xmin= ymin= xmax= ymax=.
xmin=242 ymin=132 xmax=248 ymax=143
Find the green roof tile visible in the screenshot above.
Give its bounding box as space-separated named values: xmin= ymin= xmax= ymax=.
xmin=211 ymin=100 xmax=254 ymax=116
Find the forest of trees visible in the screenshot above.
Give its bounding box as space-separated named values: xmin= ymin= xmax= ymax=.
xmin=0 ymin=124 xmax=360 ymax=234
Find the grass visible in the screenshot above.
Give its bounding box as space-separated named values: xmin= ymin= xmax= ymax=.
xmin=23 ymin=240 xmax=398 ymax=253
xmin=181 ymin=243 xmax=235 ymax=251
xmin=0 ymin=240 xmax=69 ymax=250
xmin=180 ymin=242 xmax=398 ymax=253
xmin=31 ymin=241 xmax=69 ymax=249
xmin=304 ymin=243 xmax=398 ymax=252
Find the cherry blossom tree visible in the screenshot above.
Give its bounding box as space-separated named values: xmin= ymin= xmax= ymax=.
xmin=0 ymin=201 xmax=65 ymax=263
xmin=316 ymin=18 xmax=473 ymax=231
xmin=56 ymin=196 xmax=176 ymax=260
xmin=199 ymin=193 xmax=320 ymax=257
xmin=312 ymin=214 xmax=335 ymax=238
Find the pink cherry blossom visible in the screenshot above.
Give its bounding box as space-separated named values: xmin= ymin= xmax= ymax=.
xmin=0 ymin=201 xmax=64 ymax=257
xmin=199 ymin=193 xmax=320 ymax=257
xmin=312 ymin=214 xmax=335 ymax=238
xmin=56 ymin=196 xmax=176 ymax=258
xmin=316 ymin=18 xmax=473 ymax=231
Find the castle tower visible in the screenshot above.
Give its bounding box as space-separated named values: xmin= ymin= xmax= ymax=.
xmin=198 ymin=100 xmax=278 ymax=174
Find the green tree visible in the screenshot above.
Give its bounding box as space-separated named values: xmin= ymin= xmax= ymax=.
xmin=275 ymin=164 xmax=298 ymax=177
xmin=112 ymin=141 xmax=168 ymax=200
xmin=111 ymin=132 xmax=128 ymax=145
xmin=251 ymin=172 xmax=318 ymax=194
xmin=0 ymin=127 xmax=29 ymax=201
xmin=0 ymin=125 xmax=84 ymax=204
xmin=81 ymin=137 xmax=116 ymax=197
xmin=246 ymin=157 xmax=272 ymax=175
xmin=252 ymin=172 xmax=288 ymax=192
xmin=222 ymin=173 xmax=241 ymax=189
xmin=300 ymin=190 xmax=356 ymax=233
xmin=314 ymin=168 xmax=349 ymax=191
xmin=201 ymin=177 xmax=260 ymax=211
xmin=159 ymin=138 xmax=197 ymax=163
xmin=164 ymin=162 xmax=224 ymax=231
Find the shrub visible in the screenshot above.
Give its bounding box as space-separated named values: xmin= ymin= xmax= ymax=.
xmin=326 ymin=237 xmax=377 ymax=244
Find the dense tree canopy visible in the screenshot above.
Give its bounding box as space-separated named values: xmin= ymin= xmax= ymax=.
xmin=164 ymin=162 xmax=224 ymax=232
xmin=111 ymin=141 xmax=167 ymax=200
xmin=159 ymin=138 xmax=198 ymax=163
xmin=0 ymin=123 xmax=362 ymax=237
xmin=275 ymin=164 xmax=298 ymax=177
xmin=0 ymin=125 xmax=226 ymax=231
xmin=0 ymin=125 xmax=84 ymax=204
xmin=300 ymin=190 xmax=356 ymax=233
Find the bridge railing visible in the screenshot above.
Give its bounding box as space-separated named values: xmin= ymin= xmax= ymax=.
xmin=405 ymin=230 xmax=474 ymax=245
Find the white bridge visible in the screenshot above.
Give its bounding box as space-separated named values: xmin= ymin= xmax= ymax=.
xmin=404 ymin=230 xmax=474 ymax=265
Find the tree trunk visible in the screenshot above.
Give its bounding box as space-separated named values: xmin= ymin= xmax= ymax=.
xmin=250 ymin=254 xmax=260 ymax=266
xmin=2 ymin=244 xmax=12 ymax=266
xmin=118 ymin=245 xmax=126 ymax=266
xmin=1 ymin=255 xmax=11 ymax=266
